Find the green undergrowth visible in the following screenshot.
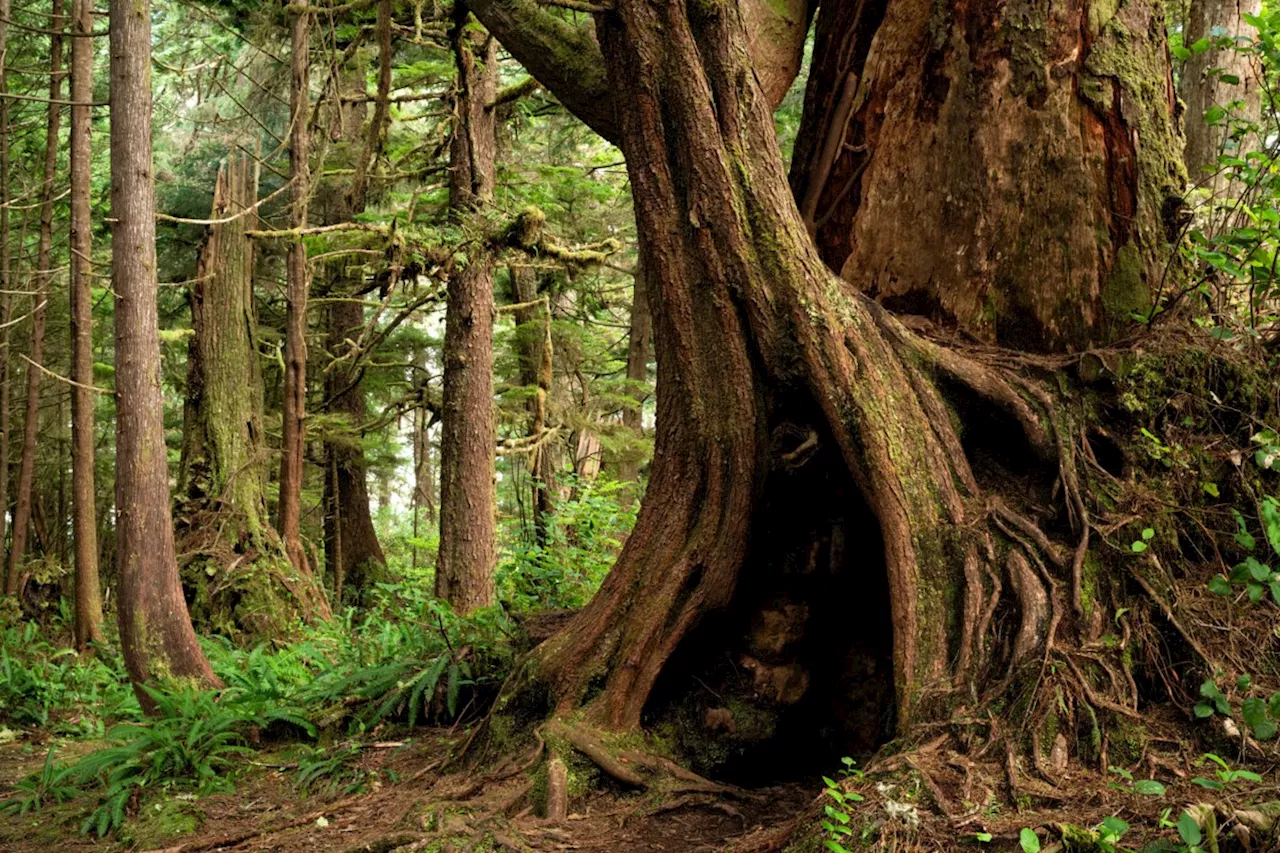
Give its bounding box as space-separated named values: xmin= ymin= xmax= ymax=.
xmin=0 ymin=579 xmax=518 ymax=838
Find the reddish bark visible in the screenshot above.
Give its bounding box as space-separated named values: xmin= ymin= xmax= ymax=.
xmin=436 ymin=3 xmax=498 ymax=613
xmin=70 ymin=0 xmax=104 ymax=647
xmin=111 ymin=0 xmax=219 ymax=694
xmin=278 ymin=0 xmax=312 ymax=576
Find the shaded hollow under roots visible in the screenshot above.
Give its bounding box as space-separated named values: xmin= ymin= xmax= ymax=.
xmin=644 ymin=396 xmax=895 ymax=785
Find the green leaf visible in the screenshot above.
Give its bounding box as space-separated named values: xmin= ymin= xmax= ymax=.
xmin=1247 ymin=556 xmax=1271 ymax=581
xmin=1177 ymin=811 xmax=1203 ymax=845
xmin=1172 ymin=45 xmax=1192 ymax=60
xmin=1208 ymin=575 xmax=1233 ymax=596
xmin=1192 ymin=777 xmax=1225 ymax=790
xmin=1133 ymin=779 xmax=1167 ymax=796
xmin=1099 ymin=816 xmax=1130 ymax=837
xmin=1220 ymin=73 xmax=1241 ymax=84
xmin=1238 ymin=674 xmax=1253 ymax=690
xmin=1019 ymin=828 xmax=1041 ymax=853
xmin=1203 ymin=482 xmax=1220 ymax=498
xmin=1234 ymin=509 xmax=1257 ymax=551
xmin=1261 ymin=498 xmax=1280 ymax=557
xmin=1192 ymin=36 xmax=1213 ymax=53
xmin=1131 ymin=540 xmax=1149 ymax=553
xmin=975 ymin=832 xmax=993 ymax=842
xmin=1142 ymin=527 xmax=1155 ymax=540
xmin=823 ymin=841 xmax=851 ymax=853
xmin=1242 ymin=696 xmax=1268 ymax=729
xmin=1194 ymin=701 xmax=1215 ymax=718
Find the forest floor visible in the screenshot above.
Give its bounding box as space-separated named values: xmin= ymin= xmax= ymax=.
xmin=4 ymin=715 xmax=1280 ymax=851
xmin=0 ymin=728 xmax=815 ymax=852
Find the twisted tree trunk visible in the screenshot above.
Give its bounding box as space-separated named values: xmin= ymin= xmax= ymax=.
xmin=470 ymin=0 xmax=1183 ymax=778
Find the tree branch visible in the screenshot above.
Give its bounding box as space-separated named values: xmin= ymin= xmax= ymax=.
xmin=465 ymin=0 xmax=618 ymax=143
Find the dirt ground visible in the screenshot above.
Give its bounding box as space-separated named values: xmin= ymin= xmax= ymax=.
xmin=0 ymin=730 xmax=816 ymax=852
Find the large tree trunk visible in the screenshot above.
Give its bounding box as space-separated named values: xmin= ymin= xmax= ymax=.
xmin=111 ymin=0 xmax=219 ymax=695
xmin=179 ymin=155 xmax=329 ymax=638
xmin=278 ymin=0 xmax=313 ymax=577
xmin=788 ymin=0 xmax=1184 ymax=350
xmin=435 ymin=3 xmax=497 ymax=613
xmin=69 ymin=0 xmax=104 ymax=647
xmin=470 ymin=0 xmax=1183 ymax=776
xmin=7 ymin=0 xmax=63 ymax=596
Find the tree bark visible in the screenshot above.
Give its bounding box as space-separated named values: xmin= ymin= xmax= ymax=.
xmin=179 ymin=154 xmax=329 ymax=637
xmin=69 ymin=0 xmax=103 ymax=647
xmin=0 ymin=0 xmax=12 ymax=570
xmin=1181 ymin=0 xmax=1262 ymax=206
xmin=111 ymin=0 xmax=219 ymax=694
xmin=278 ymin=0 xmax=312 ymax=576
xmin=7 ymin=0 xmax=64 ymax=596
xmin=436 ymin=2 xmax=497 ymax=613
xmin=468 ymin=0 xmax=1183 ymax=764
xmin=788 ymin=0 xmax=1185 ymax=350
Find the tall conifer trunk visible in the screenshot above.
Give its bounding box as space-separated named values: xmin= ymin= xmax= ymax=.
xmin=278 ymin=0 xmax=312 ymax=576
xmin=7 ymin=0 xmax=64 ymax=595
xmin=111 ymin=0 xmax=218 ymax=695
xmin=69 ymin=0 xmax=103 ymax=646
xmin=0 ymin=0 xmax=12 ymax=566
xmin=436 ymin=3 xmax=497 ymax=613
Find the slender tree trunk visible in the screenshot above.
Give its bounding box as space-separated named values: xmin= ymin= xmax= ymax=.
xmin=323 ymin=297 xmax=387 ymax=603
xmin=179 ymin=155 xmax=329 ymax=637
xmin=7 ymin=0 xmax=64 ymax=596
xmin=69 ymin=0 xmax=103 ymax=648
xmin=507 ymin=265 xmax=553 ymax=541
xmin=788 ymin=0 xmax=1185 ymax=350
xmin=0 ymin=0 xmax=12 ymax=562
xmin=1181 ymin=0 xmax=1262 ymax=219
xmin=111 ymin=0 xmax=219 ymax=694
xmin=616 ymin=262 xmax=650 ymax=494
xmin=436 ymin=2 xmax=497 ymax=612
xmin=278 ymin=0 xmax=312 ymax=576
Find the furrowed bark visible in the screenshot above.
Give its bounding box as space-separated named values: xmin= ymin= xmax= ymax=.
xmin=7 ymin=0 xmax=63 ymax=596
xmin=111 ymin=0 xmax=219 ymax=694
xmin=69 ymin=0 xmax=103 ymax=646
xmin=789 ymin=0 xmax=1184 ymax=350
xmin=436 ymin=2 xmax=497 ymax=613
xmin=471 ymin=0 xmax=1181 ymax=759
xmin=278 ymin=0 xmax=312 ymax=576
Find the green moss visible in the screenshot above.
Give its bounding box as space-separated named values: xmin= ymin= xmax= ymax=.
xmin=1110 ymin=719 xmax=1148 ymax=766
xmin=1102 ymin=243 xmax=1148 ymax=322
xmin=118 ymin=798 xmax=205 ymax=848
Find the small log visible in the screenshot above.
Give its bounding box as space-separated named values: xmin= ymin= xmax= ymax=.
xmin=545 ymin=757 xmax=569 ymax=823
